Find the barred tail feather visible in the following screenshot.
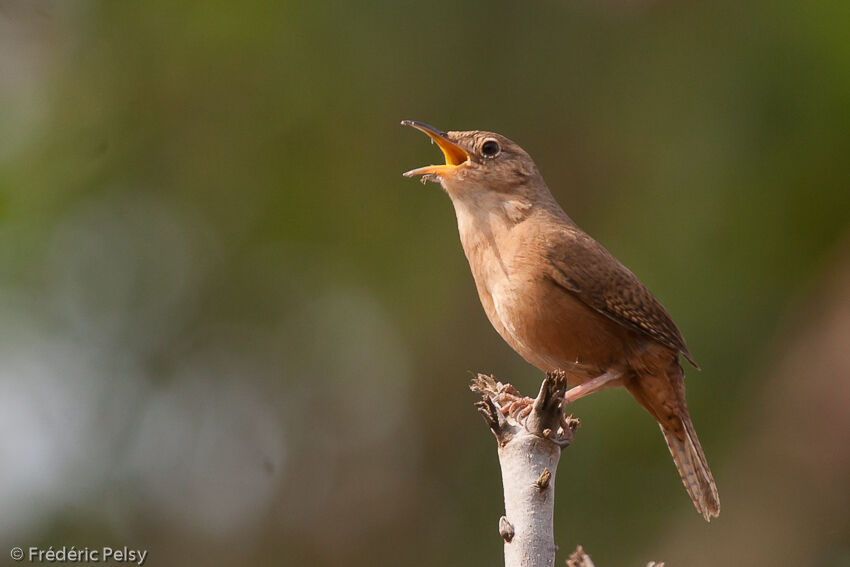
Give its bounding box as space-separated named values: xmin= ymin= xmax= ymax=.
xmin=660 ymin=416 xmax=720 ymax=521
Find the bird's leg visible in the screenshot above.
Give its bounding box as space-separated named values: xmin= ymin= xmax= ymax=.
xmin=562 ymin=371 xmax=620 ymax=405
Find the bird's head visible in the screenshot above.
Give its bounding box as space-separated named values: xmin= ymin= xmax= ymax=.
xmin=401 ymin=121 xmax=547 ymax=206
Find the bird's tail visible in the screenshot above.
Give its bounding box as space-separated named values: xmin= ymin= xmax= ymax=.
xmin=659 ymin=413 xmax=720 ymax=521
xmin=626 ymin=370 xmax=720 ymax=521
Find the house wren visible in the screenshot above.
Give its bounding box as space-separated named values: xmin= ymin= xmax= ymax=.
xmin=402 ymin=120 xmax=720 ymax=521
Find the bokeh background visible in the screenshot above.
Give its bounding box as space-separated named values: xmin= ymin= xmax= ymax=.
xmin=1 ymin=1 xmax=849 ymax=565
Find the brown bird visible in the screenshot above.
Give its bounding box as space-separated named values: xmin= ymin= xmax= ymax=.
xmin=402 ymin=120 xmax=720 ymax=521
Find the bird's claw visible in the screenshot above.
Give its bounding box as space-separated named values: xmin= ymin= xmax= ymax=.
xmin=492 ymin=388 xmax=535 ymax=422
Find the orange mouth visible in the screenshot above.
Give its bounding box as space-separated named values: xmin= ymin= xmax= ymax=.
xmin=401 ymin=120 xmax=469 ymax=177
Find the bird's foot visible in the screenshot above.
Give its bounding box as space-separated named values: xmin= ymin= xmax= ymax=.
xmin=492 ymin=386 xmax=536 ymax=422
xmin=471 ymin=372 xmax=580 ymax=447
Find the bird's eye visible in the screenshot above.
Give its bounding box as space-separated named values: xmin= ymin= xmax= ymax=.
xmin=481 ymin=140 xmax=501 ymax=158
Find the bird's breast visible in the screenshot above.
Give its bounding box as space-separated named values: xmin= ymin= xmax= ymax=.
xmin=456 ymin=211 xmax=632 ymax=382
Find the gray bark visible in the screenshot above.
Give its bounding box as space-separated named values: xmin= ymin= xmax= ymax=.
xmin=471 ymin=372 xmax=577 ymax=567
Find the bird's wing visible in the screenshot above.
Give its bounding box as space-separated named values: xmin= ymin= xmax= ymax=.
xmin=543 ymin=228 xmax=698 ymax=367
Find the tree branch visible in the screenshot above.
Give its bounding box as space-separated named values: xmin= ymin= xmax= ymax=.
xmin=471 ymin=371 xmax=578 ymax=567
xmin=567 ymin=545 xmax=666 ymax=567
xmin=472 ymin=372 xmax=664 ymax=567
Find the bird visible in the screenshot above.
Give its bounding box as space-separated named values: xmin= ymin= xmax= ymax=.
xmin=401 ymin=120 xmax=720 ymax=521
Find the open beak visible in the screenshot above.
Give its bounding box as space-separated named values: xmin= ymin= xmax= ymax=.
xmin=401 ymin=120 xmax=470 ymax=177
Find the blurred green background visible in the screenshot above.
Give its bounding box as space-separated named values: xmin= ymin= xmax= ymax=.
xmin=1 ymin=1 xmax=849 ymax=565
